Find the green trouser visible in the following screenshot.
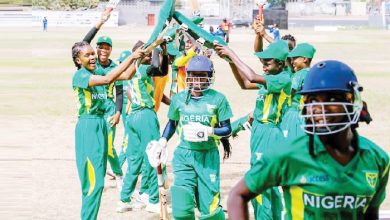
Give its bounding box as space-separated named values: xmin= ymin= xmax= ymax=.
xmin=172 ymin=147 xmax=221 ymax=216
xmin=250 ymin=120 xmax=283 ymax=220
xmin=120 ymin=107 xmax=149 ymax=195
xmin=104 ymin=101 xmax=123 ymax=176
xmin=75 ymin=115 xmax=108 ymax=220
xmin=119 ymin=108 xmax=128 ymax=167
xmin=279 ymin=104 xmax=305 ymax=141
xmin=231 ymin=114 xmax=249 ymax=137
xmin=121 ymin=108 xmax=160 ymax=204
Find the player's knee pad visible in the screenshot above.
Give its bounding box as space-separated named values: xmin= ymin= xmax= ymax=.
xmin=198 ymin=207 xmax=225 ymax=220
xmin=170 ymin=185 xmax=195 ymax=220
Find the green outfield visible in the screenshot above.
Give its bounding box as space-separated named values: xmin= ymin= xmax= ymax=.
xmin=1 ymin=26 xmax=389 ymax=219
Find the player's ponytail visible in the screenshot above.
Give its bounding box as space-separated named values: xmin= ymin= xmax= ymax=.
xmin=220 ymin=137 xmax=232 ymax=160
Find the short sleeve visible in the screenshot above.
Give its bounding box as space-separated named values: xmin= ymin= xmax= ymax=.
xmin=217 ymin=95 xmax=233 ymax=122
xmin=72 ymin=70 xmax=90 ymax=89
xmin=115 ymin=80 xmax=124 ymax=86
xmin=167 ymin=94 xmax=180 ymax=121
xmin=291 ymin=69 xmax=307 ymax=91
xmin=369 ymin=160 xmax=390 ymax=207
xmin=264 ymin=72 xmax=291 ymax=93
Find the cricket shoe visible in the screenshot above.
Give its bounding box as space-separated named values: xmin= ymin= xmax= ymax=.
xmin=145 ymin=201 xmax=172 ymax=214
xmin=116 ymin=200 xmax=145 ymax=213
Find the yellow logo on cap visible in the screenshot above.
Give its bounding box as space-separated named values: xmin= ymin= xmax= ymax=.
xmin=365 ymin=172 xmax=378 ymax=188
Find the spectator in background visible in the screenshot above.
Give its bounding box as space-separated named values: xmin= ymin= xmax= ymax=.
xmin=220 ymin=18 xmax=232 ymax=43
xmin=268 ymin=23 xmax=280 ymax=41
xmin=212 ymin=26 xmax=225 ymax=40
xmin=43 ymin=17 xmax=48 ymax=32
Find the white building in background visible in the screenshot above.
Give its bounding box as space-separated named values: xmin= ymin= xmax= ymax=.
xmin=286 ymin=0 xmax=367 ymax=16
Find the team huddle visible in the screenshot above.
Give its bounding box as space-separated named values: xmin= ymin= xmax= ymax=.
xmin=71 ymin=7 xmax=389 ymax=220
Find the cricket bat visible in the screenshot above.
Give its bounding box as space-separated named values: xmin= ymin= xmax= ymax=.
xmin=157 ymin=165 xmax=170 ymax=220
xmin=105 ymin=0 xmax=121 ymax=12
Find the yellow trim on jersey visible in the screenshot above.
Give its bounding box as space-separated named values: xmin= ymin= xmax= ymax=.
xmin=145 ymin=80 xmax=156 ymax=106
xmin=74 ymin=87 xmax=81 ymax=116
xmin=255 ymin=194 xmax=263 ymax=205
xmin=290 ymin=186 xmax=304 ymax=220
xmin=209 ymin=193 xmax=220 ymax=213
xmin=126 ymin=102 xmax=131 ymax=114
xmin=107 ymin=130 xmax=114 ymax=158
xmin=84 ymin=89 xmax=92 ymax=114
xmin=261 ymin=94 xmax=273 ymax=123
xmin=382 ymin=160 xmax=390 ymax=178
xmin=276 ymin=90 xmax=289 ymax=123
xmin=108 ymin=82 xmax=114 ymax=98
xmin=133 ymin=78 xmax=143 ymax=107
xmin=86 ymin=158 xmax=96 ymax=196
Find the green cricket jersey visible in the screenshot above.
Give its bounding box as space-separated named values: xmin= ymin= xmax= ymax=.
xmin=244 ymin=134 xmax=390 ymax=220
xmin=122 ymin=79 xmax=131 ymax=106
xmin=96 ymin=59 xmax=120 ymax=100
xmin=168 ymin=89 xmax=233 ymax=150
xmin=72 ymin=67 xmax=107 ymax=116
xmin=290 ymin=68 xmax=309 ymax=109
xmin=128 ymin=64 xmax=155 ymax=112
xmin=253 ymin=71 xmax=291 ymax=124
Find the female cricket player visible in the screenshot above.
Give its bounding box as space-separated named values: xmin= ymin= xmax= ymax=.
xmin=71 ymin=41 xmax=143 ymax=220
xmin=280 ymin=43 xmax=316 ymax=140
xmin=147 ymin=55 xmax=233 ymax=219
xmin=117 ymin=41 xmax=169 ymax=214
xmin=227 ymin=60 xmax=389 ymax=220
xmin=82 ymin=10 xmax=124 ymax=187
xmin=215 ymin=40 xmax=291 ymax=220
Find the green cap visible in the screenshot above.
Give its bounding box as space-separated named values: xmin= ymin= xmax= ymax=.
xmin=97 ymin=36 xmax=112 ymax=47
xmin=167 ymin=42 xmax=181 ymax=57
xmin=117 ymin=50 xmax=132 ymax=62
xmin=254 ymin=40 xmax=289 ymax=61
xmin=288 ymin=43 xmax=316 ymax=58
xmin=191 ymin=16 xmax=204 ymax=25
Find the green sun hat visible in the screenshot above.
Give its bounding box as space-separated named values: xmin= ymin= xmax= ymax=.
xmin=166 ymin=42 xmax=181 ymax=57
xmin=254 ymin=40 xmax=289 ymax=61
xmin=97 ymin=36 xmax=113 ymax=47
xmin=117 ymin=50 xmax=132 ymax=63
xmin=288 ymin=43 xmax=316 ymax=58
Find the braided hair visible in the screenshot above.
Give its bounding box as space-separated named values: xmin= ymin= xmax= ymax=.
xmin=71 ymin=41 xmax=90 ymax=69
xmin=281 ymin=34 xmax=296 ymax=42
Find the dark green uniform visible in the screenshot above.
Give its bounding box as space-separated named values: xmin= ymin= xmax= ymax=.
xmin=73 ymin=67 xmax=108 ymax=220
xmin=96 ymin=60 xmax=123 ymax=176
xmin=120 ymin=64 xmax=160 ymax=204
xmin=280 ymin=68 xmax=309 ymax=140
xmin=168 ymin=89 xmax=233 ymax=217
xmin=251 ymin=70 xmax=291 ymax=220
xmin=245 ymin=134 xmax=390 ymax=220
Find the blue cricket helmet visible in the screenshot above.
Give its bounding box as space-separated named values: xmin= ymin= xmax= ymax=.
xmin=300 ymin=60 xmax=358 ymax=94
xmin=299 ymin=60 xmax=363 ymax=135
xmin=186 ymin=56 xmax=215 ymax=91
xmin=186 ymin=55 xmax=214 ymax=77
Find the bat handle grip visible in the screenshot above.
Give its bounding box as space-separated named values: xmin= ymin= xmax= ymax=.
xmin=105 ymin=7 xmax=114 ymax=13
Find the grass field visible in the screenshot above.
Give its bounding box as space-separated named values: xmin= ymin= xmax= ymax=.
xmin=1 ymin=26 xmax=389 ymax=219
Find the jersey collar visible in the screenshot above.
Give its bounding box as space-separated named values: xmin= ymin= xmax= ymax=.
xmin=312 ymin=132 xmax=368 ymax=156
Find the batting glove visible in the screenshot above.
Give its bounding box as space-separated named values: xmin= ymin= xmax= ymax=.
xmin=146 ymin=138 xmax=168 ymax=168
xmin=182 ymin=122 xmax=213 ymax=142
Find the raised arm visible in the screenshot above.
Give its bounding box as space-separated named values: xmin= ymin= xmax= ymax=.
xmin=82 ymin=10 xmax=111 ymax=43
xmin=214 ymin=44 xmax=266 ymax=88
xmin=89 ymin=48 xmax=144 ymax=86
